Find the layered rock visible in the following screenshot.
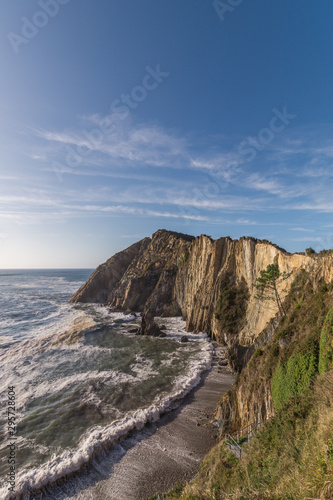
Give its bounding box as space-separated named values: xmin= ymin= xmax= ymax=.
xmin=174 ymin=235 xmax=316 ymax=345
xmin=70 ymin=230 xmax=194 ymax=315
xmin=69 ymin=237 xmax=150 ymax=303
xmin=70 ymin=230 xmax=333 ymax=445
xmin=70 ymin=230 xmax=333 ymax=349
xmin=214 ymin=266 xmax=333 ymax=438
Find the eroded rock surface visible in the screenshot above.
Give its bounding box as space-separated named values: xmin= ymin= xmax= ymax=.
xmin=70 ymin=229 xmax=333 ymax=349
xmin=137 ymin=311 xmax=164 ymax=337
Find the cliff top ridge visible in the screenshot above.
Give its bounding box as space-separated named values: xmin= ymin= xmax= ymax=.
xmin=152 ymin=229 xmax=195 ymax=243
xmin=152 ymin=230 xmax=289 ymax=253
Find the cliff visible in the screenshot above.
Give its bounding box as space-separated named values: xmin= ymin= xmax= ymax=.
xmin=70 ymin=229 xmax=325 ymax=346
xmin=214 ymin=265 xmax=333 ymax=433
xmin=70 ymin=237 xmax=151 ymax=303
xmin=70 ymin=230 xmax=333 ymax=499
xmin=70 ymin=230 xmax=194 ymax=314
xmin=160 ymin=269 xmax=333 ymax=500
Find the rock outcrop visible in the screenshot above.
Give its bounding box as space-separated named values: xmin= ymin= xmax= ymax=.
xmin=70 ymin=229 xmax=333 ymax=448
xmin=137 ymin=310 xmax=164 ymax=337
xmin=70 ymin=237 xmax=150 ymax=303
xmin=70 ymin=230 xmax=194 ymax=315
xmin=70 ymin=230 xmax=333 ymax=349
xmin=174 ymin=235 xmax=317 ymax=345
xmin=214 ymin=266 xmax=333 ymax=439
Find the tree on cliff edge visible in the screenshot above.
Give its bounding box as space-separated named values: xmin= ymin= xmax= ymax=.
xmin=255 ymin=263 xmax=292 ymax=317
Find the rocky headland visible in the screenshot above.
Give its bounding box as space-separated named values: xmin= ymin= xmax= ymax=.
xmin=70 ymin=229 xmax=331 ymax=347
xmin=70 ymin=229 xmax=333 ymax=426
xmin=70 ymin=229 xmax=333 ymax=499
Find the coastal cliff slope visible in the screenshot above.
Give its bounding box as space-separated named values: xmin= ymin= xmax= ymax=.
xmin=70 ymin=230 xmax=333 ymax=499
xmin=161 ymin=262 xmax=333 ymax=500
xmin=69 ymin=237 xmax=150 ymax=303
xmin=70 ymin=229 xmax=326 ymax=346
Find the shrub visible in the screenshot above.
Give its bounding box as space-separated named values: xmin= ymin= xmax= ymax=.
xmin=276 ymin=326 xmax=293 ymax=340
xmin=178 ymin=251 xmax=189 ymax=268
xmin=253 ymin=348 xmax=263 ymax=358
xmin=319 ymin=308 xmax=333 ymax=375
xmin=272 ymin=351 xmax=318 ymax=410
xmin=306 ymin=247 xmax=316 ymax=256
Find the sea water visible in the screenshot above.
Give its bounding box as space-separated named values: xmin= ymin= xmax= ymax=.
xmin=0 ymin=270 xmax=212 ymax=499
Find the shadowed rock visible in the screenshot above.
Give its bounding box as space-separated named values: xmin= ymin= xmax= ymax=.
xmin=137 ymin=311 xmax=165 ymax=337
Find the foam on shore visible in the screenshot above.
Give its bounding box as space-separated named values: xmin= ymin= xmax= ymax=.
xmin=0 ymin=315 xmax=212 ymax=500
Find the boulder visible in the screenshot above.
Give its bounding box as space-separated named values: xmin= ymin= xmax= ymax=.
xmin=180 ymin=336 xmax=189 ymax=343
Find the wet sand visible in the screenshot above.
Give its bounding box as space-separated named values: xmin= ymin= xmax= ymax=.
xmin=40 ymin=345 xmax=235 ymax=500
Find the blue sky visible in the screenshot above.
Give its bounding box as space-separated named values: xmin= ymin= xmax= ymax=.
xmin=0 ymin=0 xmax=333 ymax=268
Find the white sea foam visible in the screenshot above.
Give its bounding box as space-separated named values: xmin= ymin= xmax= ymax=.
xmin=0 ymin=334 xmax=15 ymax=345
xmin=0 ymin=311 xmax=97 ymax=413
xmin=0 ymin=320 xmax=213 ymax=499
xmin=156 ymin=316 xmax=209 ymax=342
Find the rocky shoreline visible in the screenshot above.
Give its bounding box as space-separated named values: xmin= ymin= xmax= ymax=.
xmin=39 ymin=343 xmax=235 ymax=500
xmin=64 ymin=230 xmax=333 ymax=498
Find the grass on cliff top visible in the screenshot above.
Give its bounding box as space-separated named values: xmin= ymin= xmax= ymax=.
xmin=149 ymin=370 xmax=333 ymax=500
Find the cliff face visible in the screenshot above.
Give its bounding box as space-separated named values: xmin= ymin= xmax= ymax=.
xmin=70 ymin=230 xmax=333 ymax=446
xmin=215 ymin=268 xmax=333 ymax=437
xmin=70 ymin=230 xmax=194 ymax=315
xmin=70 ymin=230 xmax=333 ymax=348
xmin=174 ymin=235 xmax=315 ymax=345
xmin=69 ymin=237 xmax=151 ymax=303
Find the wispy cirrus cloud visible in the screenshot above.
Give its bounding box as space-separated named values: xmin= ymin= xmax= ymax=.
xmin=30 ymin=115 xmax=332 ymax=188
xmin=33 ymin=116 xmax=190 ymax=169
xmin=6 ymin=116 xmax=332 ymax=241
xmin=292 ymin=236 xmax=327 ymax=242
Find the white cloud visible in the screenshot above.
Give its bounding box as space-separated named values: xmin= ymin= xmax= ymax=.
xmin=292 ymin=237 xmax=324 ymax=242
xmin=34 ymin=118 xmax=189 ymax=169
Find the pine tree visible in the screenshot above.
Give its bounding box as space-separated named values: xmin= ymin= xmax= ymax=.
xmin=255 ymin=263 xmax=292 ymax=317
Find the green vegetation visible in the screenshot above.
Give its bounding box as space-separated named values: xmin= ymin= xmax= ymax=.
xmin=319 ymin=249 xmax=333 ymax=256
xmin=214 ymin=275 xmax=249 ymax=335
xmin=319 ymin=308 xmax=333 ymax=375
xmin=152 ymin=375 xmax=333 ymax=500
xmin=255 ymin=263 xmax=292 ymax=316
xmin=139 ymin=259 xmax=159 ymax=277
xmin=253 ymin=347 xmax=263 ymax=358
xmin=306 ymin=247 xmax=316 ymax=256
xmin=150 ymin=269 xmax=333 ymax=500
xmin=272 ymin=350 xmax=318 ymax=409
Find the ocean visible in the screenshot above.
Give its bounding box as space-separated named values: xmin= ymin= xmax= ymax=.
xmin=0 ymin=269 xmax=212 ymax=499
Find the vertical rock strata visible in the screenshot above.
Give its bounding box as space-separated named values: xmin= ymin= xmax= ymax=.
xmin=175 ymin=235 xmax=316 ymax=345
xmin=70 ymin=230 xmax=333 ymax=440
xmin=69 ymin=237 xmax=151 ymax=303
xmin=70 ymin=230 xmax=332 ymax=349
